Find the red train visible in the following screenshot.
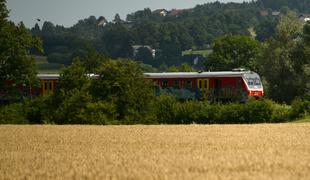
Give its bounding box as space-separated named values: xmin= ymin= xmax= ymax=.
xmin=37 ymin=70 xmax=264 ymax=102
xmin=145 ymin=70 xmax=264 ymax=102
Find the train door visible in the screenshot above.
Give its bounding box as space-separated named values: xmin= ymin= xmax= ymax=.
xmin=41 ymin=80 xmax=54 ymax=95
xmin=197 ymin=78 xmax=209 ymax=98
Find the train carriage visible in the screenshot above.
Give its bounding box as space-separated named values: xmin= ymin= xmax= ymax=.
xmin=144 ymin=70 xmax=264 ymax=102
xmin=32 ymin=70 xmax=264 ymax=102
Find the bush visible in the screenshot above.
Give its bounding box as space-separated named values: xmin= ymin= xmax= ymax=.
xmin=154 ymin=97 xmax=290 ymax=124
xmin=53 ymin=89 xmax=117 ymax=124
xmin=0 ymin=104 xmax=28 ymax=124
xmin=173 ymin=101 xmax=202 ymax=124
xmin=23 ymin=96 xmax=51 ymax=124
xmin=83 ymin=101 xmax=118 ymax=125
xmin=269 ymin=101 xmax=291 ymax=122
xmin=291 ymin=98 xmax=310 ymax=119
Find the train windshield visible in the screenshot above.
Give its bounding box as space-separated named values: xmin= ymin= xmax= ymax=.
xmin=244 ymin=73 xmax=262 ymax=89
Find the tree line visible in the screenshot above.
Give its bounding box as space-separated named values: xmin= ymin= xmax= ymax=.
xmin=30 ymin=0 xmax=310 ymax=68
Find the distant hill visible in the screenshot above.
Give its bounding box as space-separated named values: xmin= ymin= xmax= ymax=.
xmin=30 ymin=0 xmax=309 ymax=69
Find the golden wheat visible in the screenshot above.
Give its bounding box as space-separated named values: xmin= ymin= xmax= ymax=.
xmin=0 ymin=124 xmax=310 ymax=179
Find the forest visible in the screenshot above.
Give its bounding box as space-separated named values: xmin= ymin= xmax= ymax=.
xmin=1 ymin=0 xmax=310 ymax=124
xmin=30 ymin=0 xmax=310 ymax=67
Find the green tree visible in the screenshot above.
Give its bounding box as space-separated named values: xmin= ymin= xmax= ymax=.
xmin=134 ymin=47 xmax=154 ymax=65
xmin=0 ymin=0 xmax=8 ymax=27
xmin=205 ymin=35 xmax=261 ymax=71
xmin=304 ymin=22 xmax=310 ymax=46
xmin=45 ymin=56 xmax=117 ymax=124
xmin=102 ymin=24 xmax=133 ymax=58
xmin=79 ymin=48 xmax=108 ymax=73
xmin=0 ymin=1 xmax=43 ymax=97
xmin=259 ymin=12 xmax=308 ymax=103
xmin=90 ymin=60 xmax=155 ymax=121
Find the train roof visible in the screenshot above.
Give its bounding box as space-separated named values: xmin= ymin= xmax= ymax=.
xmin=37 ymin=74 xmax=60 ymax=80
xmin=144 ymin=71 xmax=257 ymax=79
xmin=37 ymin=74 xmax=98 ymax=80
xmin=37 ymin=71 xmax=259 ymax=80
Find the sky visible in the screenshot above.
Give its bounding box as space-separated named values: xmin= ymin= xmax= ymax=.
xmin=7 ymin=0 xmax=246 ymax=28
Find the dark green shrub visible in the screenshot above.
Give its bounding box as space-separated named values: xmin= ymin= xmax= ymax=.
xmin=173 ymin=101 xmax=201 ymax=124
xmin=53 ymin=89 xmax=117 ymax=124
xmin=219 ymin=103 xmax=246 ymax=124
xmin=243 ymin=99 xmax=273 ymax=123
xmin=0 ymin=104 xmax=28 ymax=124
xmin=83 ymin=101 xmax=117 ymax=125
xmin=23 ymin=96 xmax=51 ymax=124
xmin=269 ymin=101 xmax=291 ymax=122
xmin=154 ymin=94 xmax=178 ymax=124
xmin=291 ymin=98 xmax=310 ymax=119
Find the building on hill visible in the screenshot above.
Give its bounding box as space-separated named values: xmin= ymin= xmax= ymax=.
xmin=168 ymin=8 xmax=193 ymax=17
xmin=260 ymin=10 xmax=269 ymax=17
xmin=153 ymin=9 xmax=168 ymax=17
xmin=299 ymin=14 xmax=310 ymax=22
xmin=132 ymin=45 xmax=156 ymax=58
xmin=271 ymin=11 xmax=280 ymax=16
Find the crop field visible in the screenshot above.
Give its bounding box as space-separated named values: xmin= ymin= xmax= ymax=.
xmin=0 ymin=124 xmax=310 ymax=179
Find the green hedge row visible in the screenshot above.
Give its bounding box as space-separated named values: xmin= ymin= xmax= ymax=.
xmin=1 ymin=95 xmax=309 ymax=125
xmin=154 ymin=95 xmax=292 ymax=124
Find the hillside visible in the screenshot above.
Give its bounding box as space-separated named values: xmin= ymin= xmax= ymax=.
xmin=30 ymin=0 xmax=309 ymax=69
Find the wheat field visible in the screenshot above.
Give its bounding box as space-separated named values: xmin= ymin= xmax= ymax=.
xmin=0 ymin=124 xmax=310 ymax=179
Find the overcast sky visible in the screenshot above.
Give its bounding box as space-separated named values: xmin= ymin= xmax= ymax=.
xmin=7 ymin=0 xmax=246 ymax=28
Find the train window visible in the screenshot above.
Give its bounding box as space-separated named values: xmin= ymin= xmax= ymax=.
xmin=204 ymin=80 xmax=208 ymax=88
xmin=254 ymin=78 xmax=261 ymax=86
xmin=162 ymin=80 xmax=168 ymax=89
xmin=44 ymin=82 xmax=48 ymax=90
xmin=174 ymin=80 xmax=180 ymax=89
xmin=247 ymin=78 xmax=254 ymax=88
xmin=186 ymin=80 xmax=192 ymax=89
xmin=244 ymin=73 xmax=263 ymax=89
xmin=247 ymin=78 xmax=262 ymax=88
xmin=198 ymin=80 xmax=202 ymax=89
xmin=215 ymin=79 xmax=221 ymax=90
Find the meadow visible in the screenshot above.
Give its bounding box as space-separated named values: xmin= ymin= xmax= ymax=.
xmin=0 ymin=124 xmax=310 ymax=179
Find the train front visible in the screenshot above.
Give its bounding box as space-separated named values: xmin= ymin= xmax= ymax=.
xmin=242 ymin=72 xmax=264 ymax=98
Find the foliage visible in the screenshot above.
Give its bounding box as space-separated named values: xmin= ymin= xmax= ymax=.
xmin=22 ymin=96 xmax=50 ymax=124
xmin=52 ymin=89 xmax=116 ymax=125
xmin=134 ymin=47 xmax=154 ymax=65
xmin=0 ymin=21 xmax=43 ymax=96
xmin=258 ymin=12 xmax=309 ymax=103
xmin=258 ymin=0 xmax=310 ymax=12
xmin=102 ymin=24 xmax=133 ymax=58
xmin=0 ymin=0 xmax=8 ymax=26
xmin=0 ymin=103 xmax=28 ymax=124
xmin=153 ymin=96 xmax=292 ymax=124
xmin=90 ymin=60 xmax=155 ymax=121
xmin=29 ymin=1 xmax=288 ymax=68
xmin=205 ymin=35 xmax=261 ymax=71
xmin=290 ymin=96 xmax=310 ymax=119
xmin=168 ymin=63 xmax=195 ymax=72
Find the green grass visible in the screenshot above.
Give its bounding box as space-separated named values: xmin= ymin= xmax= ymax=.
xmin=182 ymin=49 xmax=212 ymax=56
xmin=290 ymin=117 xmax=310 ymax=123
xmin=34 ymin=56 xmax=64 ymax=74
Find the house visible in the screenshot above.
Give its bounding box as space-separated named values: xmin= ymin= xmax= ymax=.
xmin=132 ymin=45 xmax=156 ymax=58
xmin=299 ymin=14 xmax=310 ymax=22
xmin=168 ymin=8 xmax=193 ymax=17
xmin=272 ymin=11 xmax=280 ymax=16
xmin=260 ymin=10 xmax=269 ymax=17
xmin=97 ymin=16 xmax=108 ymax=27
xmin=153 ymin=9 xmax=168 ymax=17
